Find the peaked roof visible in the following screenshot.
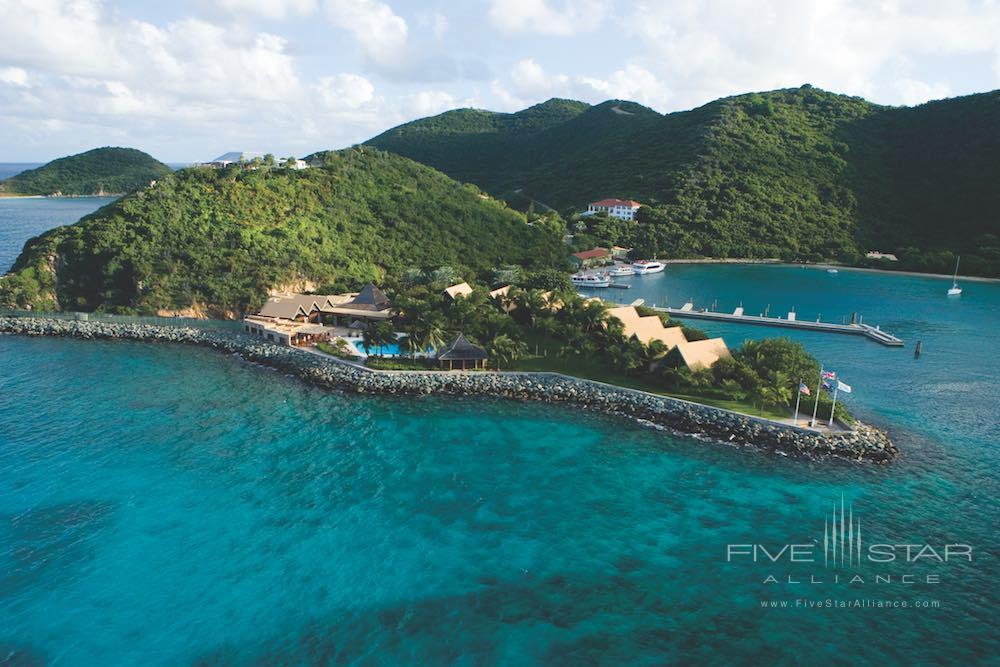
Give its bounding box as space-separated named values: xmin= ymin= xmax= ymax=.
xmin=349 ymin=283 xmax=390 ymax=310
xmin=211 ymin=151 xmax=264 ymax=163
xmin=257 ymin=295 xmax=318 ymax=320
xmin=573 ymin=247 xmax=610 ymax=261
xmin=675 ymin=338 xmax=731 ymax=371
xmin=436 ymin=334 xmax=489 ymax=360
xmin=607 ymin=305 xmax=686 ymax=349
xmin=443 ymin=282 xmax=474 ymax=299
xmin=591 ymin=198 xmax=641 ymax=208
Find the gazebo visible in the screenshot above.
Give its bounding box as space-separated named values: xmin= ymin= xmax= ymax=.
xmin=436 ymin=334 xmax=489 ymax=370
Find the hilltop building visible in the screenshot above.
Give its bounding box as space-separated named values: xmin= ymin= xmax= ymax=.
xmin=207 ymin=151 xmax=264 ymax=167
xmin=584 ymin=198 xmax=642 ymax=220
xmin=204 ymin=152 xmax=308 ymax=169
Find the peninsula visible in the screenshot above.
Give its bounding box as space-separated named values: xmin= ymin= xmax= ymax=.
xmin=0 ymin=147 xmax=172 ymax=197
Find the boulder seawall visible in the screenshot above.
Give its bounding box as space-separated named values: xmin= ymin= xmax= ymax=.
xmin=0 ymin=317 xmax=898 ymax=463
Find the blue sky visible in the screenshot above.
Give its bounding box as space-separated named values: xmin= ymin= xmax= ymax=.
xmin=1 ymin=0 xmax=998 ymax=162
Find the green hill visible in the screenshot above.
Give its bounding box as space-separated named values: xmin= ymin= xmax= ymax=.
xmin=0 ymin=148 xmax=566 ymax=315
xmin=0 ymin=147 xmax=172 ymax=196
xmin=367 ymin=87 xmax=1000 ymax=276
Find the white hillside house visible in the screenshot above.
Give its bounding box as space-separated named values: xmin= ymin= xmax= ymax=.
xmin=585 ymin=198 xmax=642 ymax=220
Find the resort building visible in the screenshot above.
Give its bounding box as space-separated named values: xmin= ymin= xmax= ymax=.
xmin=489 ymin=285 xmax=516 ymax=312
xmin=436 ymin=334 xmax=489 ymax=370
xmin=865 ymin=251 xmax=898 ymax=261
xmin=585 ymin=198 xmax=642 ymax=220
xmin=443 ymin=282 xmax=474 ymax=300
xmin=320 ymin=283 xmax=393 ymax=327
xmin=243 ymin=316 xmax=331 ymax=347
xmin=244 ymin=283 xmax=393 ymax=346
xmin=671 ymin=338 xmax=732 ymax=371
xmin=605 ymin=305 xmax=730 ymax=370
xmin=572 ymin=247 xmax=611 ymax=268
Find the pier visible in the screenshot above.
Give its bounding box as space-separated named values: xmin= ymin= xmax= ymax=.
xmin=624 ymin=302 xmax=904 ymax=346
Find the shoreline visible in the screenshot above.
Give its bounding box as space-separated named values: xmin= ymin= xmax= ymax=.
xmin=659 ymin=257 xmax=999 ymax=283
xmin=0 ymin=317 xmax=898 ymax=464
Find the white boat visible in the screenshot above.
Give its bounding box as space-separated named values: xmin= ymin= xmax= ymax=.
xmin=631 ymin=260 xmax=665 ymax=275
xmin=827 ymin=268 xmax=839 ymax=274
xmin=571 ymin=272 xmax=611 ymax=288
xmin=608 ymin=264 xmax=635 ymax=277
xmin=947 ymin=256 xmax=962 ymax=296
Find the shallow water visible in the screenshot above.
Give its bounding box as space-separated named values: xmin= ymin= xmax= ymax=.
xmin=0 ymin=199 xmax=998 ymax=663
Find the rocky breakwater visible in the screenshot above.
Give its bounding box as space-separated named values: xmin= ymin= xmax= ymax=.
xmin=0 ymin=317 xmax=898 ymax=463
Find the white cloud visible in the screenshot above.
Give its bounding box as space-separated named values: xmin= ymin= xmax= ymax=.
xmin=488 ymin=0 xmax=609 ymax=36
xmin=499 ymin=59 xmax=670 ymax=110
xmin=324 ymin=0 xmax=408 ymax=67
xmin=316 ymin=73 xmax=376 ymax=109
xmin=575 ymin=64 xmax=670 ymax=108
xmin=211 ymin=0 xmax=318 ymax=20
xmin=408 ymin=90 xmax=459 ymax=116
xmin=0 ymin=67 xmax=29 ymax=87
xmin=623 ymin=0 xmax=1000 ymax=110
xmin=893 ymin=79 xmax=952 ymax=106
xmin=510 ymin=58 xmax=568 ymax=96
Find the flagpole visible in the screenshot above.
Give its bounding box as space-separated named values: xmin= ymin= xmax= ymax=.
xmin=793 ymin=378 xmax=802 ymax=425
xmin=809 ymin=366 xmax=823 ymax=427
xmin=829 ymin=384 xmax=839 ymax=427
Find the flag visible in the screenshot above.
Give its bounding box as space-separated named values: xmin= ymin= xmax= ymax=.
xmin=836 ymin=380 xmax=852 ymax=393
xmin=822 ymin=380 xmax=833 ymax=392
xmin=822 ymin=370 xmax=837 ymax=380
xmin=799 ymin=382 xmax=811 ymax=396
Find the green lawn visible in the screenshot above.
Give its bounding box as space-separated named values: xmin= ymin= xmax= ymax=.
xmin=509 ymin=351 xmax=789 ymax=421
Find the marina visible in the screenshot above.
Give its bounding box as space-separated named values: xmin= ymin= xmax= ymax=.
xmin=601 ymin=299 xmax=905 ymax=346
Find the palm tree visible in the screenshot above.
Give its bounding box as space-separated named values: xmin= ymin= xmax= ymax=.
xmin=488 ymin=334 xmax=528 ymax=370
xmin=513 ymin=288 xmax=550 ymax=326
xmin=364 ymin=320 xmax=397 ymax=357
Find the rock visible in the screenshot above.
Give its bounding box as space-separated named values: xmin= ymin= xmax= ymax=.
xmin=0 ymin=316 xmax=899 ymax=463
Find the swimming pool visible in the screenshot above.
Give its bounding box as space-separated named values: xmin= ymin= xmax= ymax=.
xmin=351 ymin=340 xmax=402 ymax=356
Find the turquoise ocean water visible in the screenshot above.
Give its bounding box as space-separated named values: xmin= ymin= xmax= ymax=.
xmin=1 ymin=202 xmax=998 ymax=663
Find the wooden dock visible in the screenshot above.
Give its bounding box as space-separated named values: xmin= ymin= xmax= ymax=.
xmin=638 ymin=303 xmax=904 ymax=346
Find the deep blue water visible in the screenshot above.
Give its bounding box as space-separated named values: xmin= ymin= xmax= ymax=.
xmin=0 ymin=200 xmax=998 ymax=663
xmin=0 ymin=196 xmax=115 ymax=273
xmin=0 ymin=163 xmax=42 ymax=181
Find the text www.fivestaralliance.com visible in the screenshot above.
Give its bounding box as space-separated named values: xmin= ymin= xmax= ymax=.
xmin=761 ymin=599 xmax=941 ymax=609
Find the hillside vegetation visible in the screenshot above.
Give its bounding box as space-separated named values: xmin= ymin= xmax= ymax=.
xmin=0 ymin=149 xmax=566 ymax=315
xmin=367 ymin=87 xmax=1000 ymax=276
xmin=0 ymin=147 xmax=172 ymax=196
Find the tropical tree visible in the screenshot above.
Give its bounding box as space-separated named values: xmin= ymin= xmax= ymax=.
xmin=488 ymin=334 xmax=528 ymax=370
xmin=362 ymin=320 xmax=397 ymax=356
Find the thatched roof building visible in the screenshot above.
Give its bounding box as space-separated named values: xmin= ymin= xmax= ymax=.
xmin=436 ymin=334 xmax=488 ymax=370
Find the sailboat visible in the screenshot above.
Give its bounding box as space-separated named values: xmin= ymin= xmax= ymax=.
xmin=947 ymin=256 xmax=962 ymax=296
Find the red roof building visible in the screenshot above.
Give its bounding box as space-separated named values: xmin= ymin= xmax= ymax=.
xmin=572 ymin=247 xmax=611 ymax=266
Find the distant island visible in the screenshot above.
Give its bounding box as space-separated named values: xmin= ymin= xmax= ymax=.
xmin=367 ymin=86 xmax=1000 ymax=277
xmin=0 ymin=146 xmax=171 ymax=196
